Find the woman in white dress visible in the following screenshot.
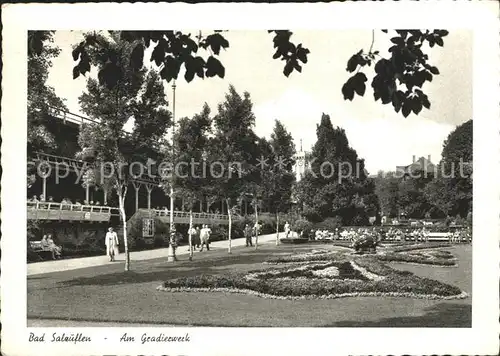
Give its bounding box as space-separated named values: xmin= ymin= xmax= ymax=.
xmin=284 ymin=222 xmax=291 ymax=238
xmin=105 ymin=227 xmax=119 ymax=262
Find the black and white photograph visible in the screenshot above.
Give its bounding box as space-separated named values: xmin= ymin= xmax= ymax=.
xmin=2 ymin=2 xmax=499 ymax=356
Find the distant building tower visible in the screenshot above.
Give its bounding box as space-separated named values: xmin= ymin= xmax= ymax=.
xmin=293 ymin=139 xmax=310 ymax=182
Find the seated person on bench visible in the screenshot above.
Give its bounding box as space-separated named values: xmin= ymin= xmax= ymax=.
xmin=42 ymin=234 xmax=62 ymax=259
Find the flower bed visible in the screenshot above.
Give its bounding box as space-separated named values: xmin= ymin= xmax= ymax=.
xmin=158 ymin=251 xmax=465 ymax=300
xmin=377 ymin=250 xmax=457 ymax=266
xmin=390 ymin=242 xmax=451 ymax=253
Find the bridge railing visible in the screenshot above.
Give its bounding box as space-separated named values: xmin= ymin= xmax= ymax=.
xmin=27 ymin=201 xmax=120 ymax=221
xmin=149 ymin=209 xmax=229 ymax=221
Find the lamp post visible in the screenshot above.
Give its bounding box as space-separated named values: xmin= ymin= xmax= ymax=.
xmin=167 ymin=80 xmax=177 ymax=262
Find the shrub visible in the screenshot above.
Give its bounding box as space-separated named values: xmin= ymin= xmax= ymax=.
xmin=352 ymin=230 xmax=379 ymax=253
xmin=293 ymin=219 xmax=313 ymax=237
xmin=314 ymin=217 xmax=343 ymax=231
xmin=351 ymin=213 xmax=369 ymax=226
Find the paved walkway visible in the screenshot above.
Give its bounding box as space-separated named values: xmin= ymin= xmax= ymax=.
xmin=27 ymin=233 xmax=282 ymax=276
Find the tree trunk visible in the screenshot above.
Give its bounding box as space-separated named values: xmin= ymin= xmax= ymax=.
xmin=168 ymin=185 xmax=176 ymax=261
xmin=226 ymin=198 xmax=232 ymax=254
xmin=118 ymin=185 xmax=130 ymax=271
xmin=276 ymin=212 xmax=280 ymax=245
xmin=188 ymin=210 xmax=193 ymax=261
xmin=255 ymin=205 xmax=259 ymax=249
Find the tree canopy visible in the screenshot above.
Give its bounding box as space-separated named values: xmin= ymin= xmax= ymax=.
xmin=76 ymin=32 xmax=172 ymax=270
xmin=425 ymin=119 xmax=472 ymax=218
xmin=23 ymin=29 xmax=450 ymax=118
xmin=295 ymin=113 xmax=378 ymax=225
xmin=27 ymin=31 xmax=67 ymax=155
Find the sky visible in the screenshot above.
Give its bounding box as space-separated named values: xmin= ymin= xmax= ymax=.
xmin=47 ymin=30 xmax=472 ymax=174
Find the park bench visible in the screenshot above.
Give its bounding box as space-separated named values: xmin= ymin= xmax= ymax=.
xmin=28 ymin=241 xmax=55 ymax=260
xmin=427 ymin=232 xmax=451 ymax=241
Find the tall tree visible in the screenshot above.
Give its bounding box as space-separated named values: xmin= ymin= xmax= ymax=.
xmin=207 ymin=85 xmax=260 ymax=253
xmin=374 ymin=171 xmax=400 ymax=218
xmin=295 ymin=113 xmax=378 ymax=225
xmin=27 ymin=31 xmax=67 ymax=156
xmin=69 ymin=30 xmax=450 ymax=117
xmin=266 ymin=120 xmax=296 ymax=244
xmin=77 ymin=32 xmax=171 ymax=271
xmin=170 ymin=104 xmax=212 ymax=260
xmin=397 ymin=171 xmax=433 ymax=219
xmin=425 ymin=120 xmax=472 ymax=217
xmin=248 ymin=136 xmax=273 ymax=249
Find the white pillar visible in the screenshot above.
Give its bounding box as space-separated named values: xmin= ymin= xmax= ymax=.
xmin=42 ymin=177 xmax=47 ymax=200
xmin=132 ymin=181 xmax=141 ymax=212
xmin=146 ymin=184 xmax=154 ymax=210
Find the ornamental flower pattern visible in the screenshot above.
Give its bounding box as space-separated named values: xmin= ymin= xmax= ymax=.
xmin=159 ymin=246 xmax=466 ymax=300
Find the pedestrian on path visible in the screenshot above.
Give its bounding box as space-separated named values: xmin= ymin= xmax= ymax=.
xmin=284 ymin=221 xmax=291 ymax=238
xmin=199 ymin=224 xmax=211 ymax=251
xmin=244 ymin=224 xmax=253 ymax=247
xmin=253 ymin=222 xmax=262 ymax=237
xmin=188 ymin=226 xmax=197 ymax=252
xmin=195 ymin=226 xmax=201 ymax=249
xmin=105 ymin=227 xmax=119 ymax=262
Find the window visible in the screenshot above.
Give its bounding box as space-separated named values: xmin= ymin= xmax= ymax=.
xmin=142 ymin=218 xmax=155 ymax=237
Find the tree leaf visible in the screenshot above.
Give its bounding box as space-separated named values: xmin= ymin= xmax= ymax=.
xmin=353 ymin=72 xmax=367 ymax=96
xmin=72 ymin=65 xmax=80 ymax=79
xmin=72 ymin=45 xmax=81 ymax=61
xmin=151 ymin=44 xmax=165 ymax=67
xmin=435 ymin=36 xmax=444 ymax=47
xmin=392 ymin=91 xmax=402 ymax=113
xmin=206 ymin=33 xmax=229 ymax=55
xmin=206 ymin=56 xmax=225 ymax=78
xmin=402 ymin=100 xmax=411 ymax=118
xmin=341 ymin=80 xmax=355 ymax=101
xmin=429 ymin=66 xmax=440 ymax=75
xmin=390 ymin=37 xmax=404 ymax=45
xmin=184 ymin=69 xmax=195 ymax=83
xmin=296 ymin=46 xmax=310 ymax=64
xmin=79 ymin=58 xmax=90 ymax=74
xmin=346 ymin=53 xmax=360 ymax=72
xmin=422 ymin=95 xmax=431 ymax=109
xmin=412 ymin=96 xmax=423 ymax=115
xmin=283 ymin=61 xmax=294 ymax=77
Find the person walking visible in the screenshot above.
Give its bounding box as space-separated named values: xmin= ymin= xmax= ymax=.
xmin=199 ymin=224 xmax=211 ymax=252
xmin=187 ymin=225 xmax=197 ymax=252
xmin=284 ymin=221 xmax=291 ymax=238
xmin=195 ymin=226 xmax=201 ymax=249
xmin=253 ymin=221 xmax=262 ymax=237
xmin=244 ymin=224 xmax=253 ymax=247
xmin=105 ymin=227 xmax=119 ymax=262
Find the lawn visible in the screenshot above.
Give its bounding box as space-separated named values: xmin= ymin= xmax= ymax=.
xmin=27 ymin=244 xmax=472 ymax=327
